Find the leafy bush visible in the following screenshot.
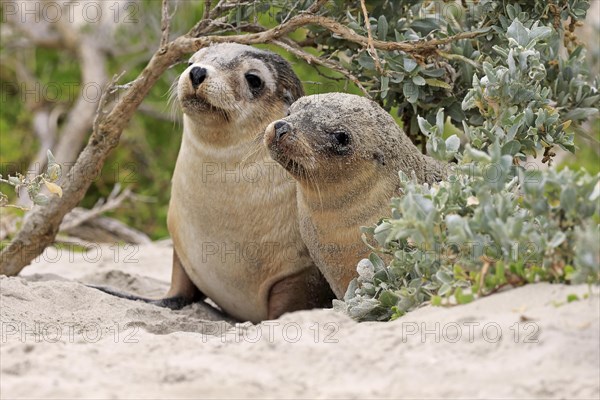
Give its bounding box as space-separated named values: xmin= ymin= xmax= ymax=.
xmin=336 ymin=149 xmax=599 ymax=321
xmin=0 ymin=150 xmax=62 ymax=209
xmin=302 ymin=1 xmax=598 ymax=149
xmin=334 ymin=2 xmax=599 ymax=321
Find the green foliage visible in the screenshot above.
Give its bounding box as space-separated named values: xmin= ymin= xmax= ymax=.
xmin=462 ymin=18 xmax=573 ymax=155
xmin=301 ymin=1 xmax=599 ymax=150
xmin=337 ymin=150 xmax=599 ymax=321
xmin=0 ymin=150 xmax=62 ymax=209
xmin=558 ymin=119 xmax=600 ymax=174
xmin=336 ymin=1 xmax=599 ymax=321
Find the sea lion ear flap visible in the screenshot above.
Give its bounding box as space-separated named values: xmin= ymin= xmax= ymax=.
xmin=373 ymin=149 xmax=386 ymax=166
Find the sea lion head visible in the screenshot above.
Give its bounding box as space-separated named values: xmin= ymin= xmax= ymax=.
xmin=178 ymin=43 xmax=303 ymax=144
xmin=264 ymin=93 xmax=399 ymax=186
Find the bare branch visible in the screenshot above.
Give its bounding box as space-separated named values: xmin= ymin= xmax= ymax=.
xmin=3 ymin=4 xmax=63 ymax=49
xmin=208 ymin=22 xmax=268 ymax=37
xmin=52 ymin=235 xmax=101 ymax=248
xmin=10 ymin=1 xmax=111 ymax=170
xmin=208 ymin=0 xmax=253 ymax=18
xmin=190 ymin=0 xmax=328 ymax=38
xmin=93 ymin=71 xmax=127 ymax=134
xmin=306 ymin=0 xmax=329 ymax=14
xmin=273 ymin=40 xmax=370 ymax=97
xmin=61 ymin=214 xmax=152 ymax=245
xmin=2 ymin=53 xmax=63 ymax=180
xmin=160 ymin=0 xmax=171 ymax=48
xmin=281 ymin=1 xmax=301 ymax=24
xmin=189 ymin=0 xmax=246 ymax=37
xmin=203 ymin=0 xmax=212 ymax=21
xmin=360 ymin=0 xmax=383 ymax=74
xmin=182 ymin=14 xmax=486 ymax=56
xmin=52 ymin=38 xmax=109 ymax=167
xmin=0 ymin=10 xmax=193 ymax=275
xmin=60 ymin=184 xmax=132 ymax=232
xmin=27 ymin=109 xmax=60 ymax=172
xmin=0 ymin=213 xmax=19 ymax=241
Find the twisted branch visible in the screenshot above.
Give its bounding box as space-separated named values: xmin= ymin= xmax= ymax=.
xmin=272 ymin=40 xmax=370 ymax=97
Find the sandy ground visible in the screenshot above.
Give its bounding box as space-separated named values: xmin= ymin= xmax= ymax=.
xmin=0 ymin=241 xmax=599 ymax=399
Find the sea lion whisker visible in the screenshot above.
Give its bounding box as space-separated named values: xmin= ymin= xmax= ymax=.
xmin=291 ymin=145 xmax=323 ymax=207
xmin=241 ymin=135 xmax=264 ymax=165
xmin=307 ymin=166 xmax=324 ymax=211
xmin=167 ymin=79 xmax=181 ymax=126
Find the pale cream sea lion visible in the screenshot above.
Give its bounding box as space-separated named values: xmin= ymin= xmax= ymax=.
xmin=94 ymin=44 xmax=334 ymax=322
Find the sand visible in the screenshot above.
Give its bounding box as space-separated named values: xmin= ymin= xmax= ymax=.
xmin=1 ymin=241 xmax=599 ymax=399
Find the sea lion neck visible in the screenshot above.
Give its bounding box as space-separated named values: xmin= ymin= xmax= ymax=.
xmin=298 ymin=168 xmax=397 ymax=213
xmin=182 ymin=114 xmax=262 ymax=149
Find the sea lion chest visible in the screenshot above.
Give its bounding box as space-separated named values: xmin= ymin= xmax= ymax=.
xmin=167 ymin=131 xmax=309 ymax=321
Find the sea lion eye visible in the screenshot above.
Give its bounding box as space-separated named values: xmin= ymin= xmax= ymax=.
xmin=332 ymin=130 xmax=350 ymax=146
xmin=245 ymin=73 xmax=263 ymax=90
xmin=326 ymin=130 xmax=351 ymax=155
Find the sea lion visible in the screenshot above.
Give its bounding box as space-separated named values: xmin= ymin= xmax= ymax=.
xmin=93 ymin=43 xmax=334 ymax=322
xmin=264 ymin=93 xmax=447 ymax=298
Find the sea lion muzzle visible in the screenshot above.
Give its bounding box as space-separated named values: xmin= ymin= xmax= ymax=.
xmin=189 ymin=66 xmax=207 ymax=88
xmin=274 ymin=120 xmax=291 ymax=141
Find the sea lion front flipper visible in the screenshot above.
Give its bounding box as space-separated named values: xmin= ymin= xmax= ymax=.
xmin=87 ymin=250 xmax=206 ymax=310
xmin=267 ymin=266 xmax=335 ymax=320
xmin=165 ymin=249 xmax=205 ymax=302
xmin=86 ymin=284 xmax=204 ymax=310
xmin=85 ymin=284 xmax=191 ymax=310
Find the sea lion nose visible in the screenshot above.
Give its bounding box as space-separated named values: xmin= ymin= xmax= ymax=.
xmin=274 ymin=121 xmax=290 ymax=141
xmin=189 ymin=67 xmax=207 ymax=88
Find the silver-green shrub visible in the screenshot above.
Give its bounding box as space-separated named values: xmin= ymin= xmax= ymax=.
xmin=332 ymin=2 xmax=599 ymax=321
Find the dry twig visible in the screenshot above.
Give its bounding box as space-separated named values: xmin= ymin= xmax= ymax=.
xmin=60 ymin=184 xmax=133 ymax=232
xmin=273 ymin=40 xmax=370 ymax=97
xmin=360 ymin=0 xmax=384 ymax=74
xmin=160 ymin=0 xmax=171 ymax=48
